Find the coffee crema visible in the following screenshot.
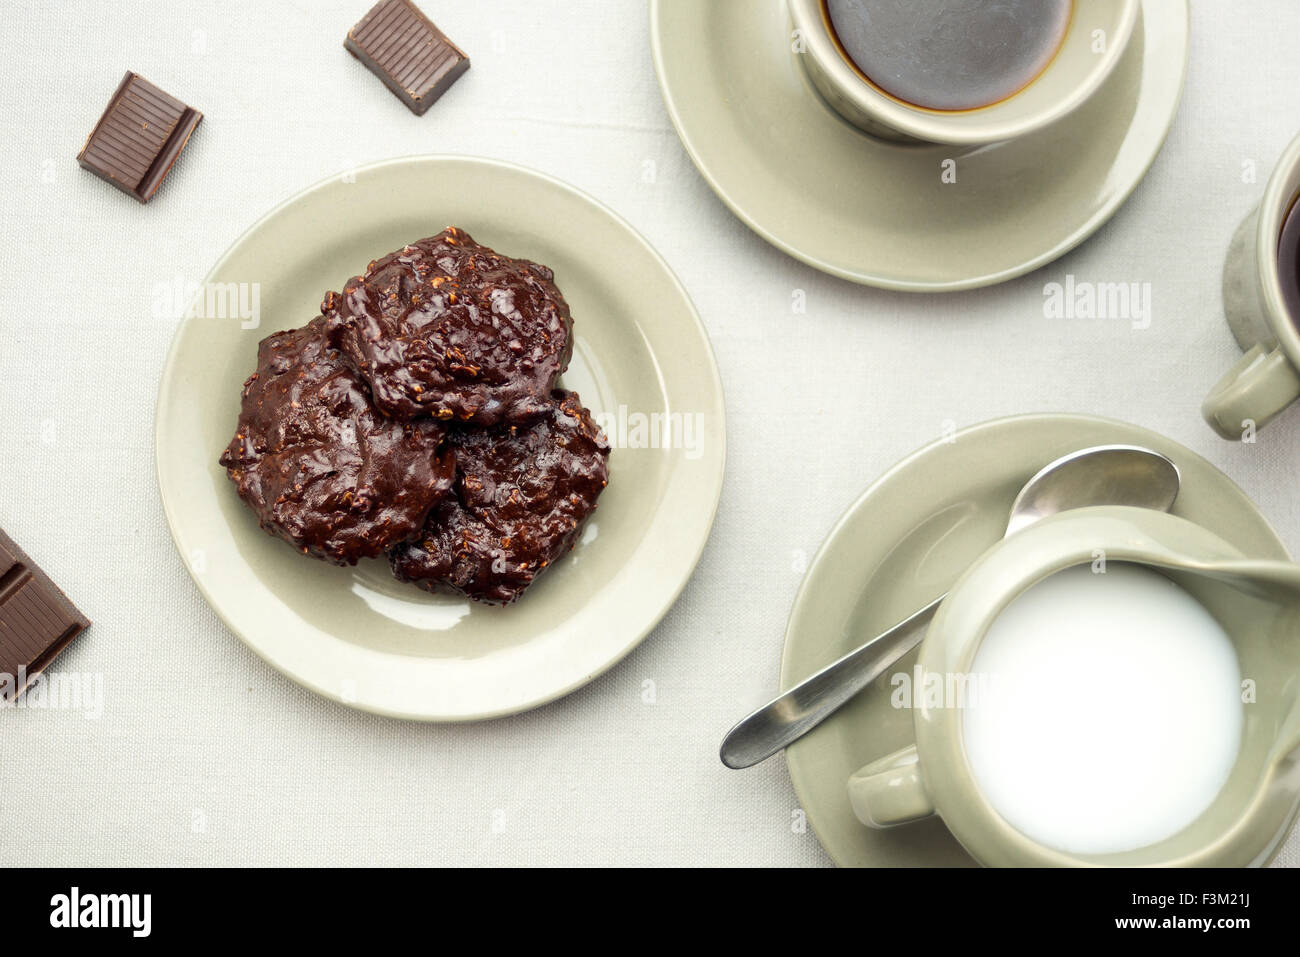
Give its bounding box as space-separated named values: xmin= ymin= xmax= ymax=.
xmin=1277 ymin=195 xmax=1300 ymax=327
xmin=822 ymin=0 xmax=1073 ymax=112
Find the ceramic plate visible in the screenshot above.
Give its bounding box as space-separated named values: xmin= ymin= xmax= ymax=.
xmin=651 ymin=0 xmax=1189 ymax=291
xmin=781 ymin=414 xmax=1292 ymax=866
xmin=155 ymin=156 xmax=726 ymax=721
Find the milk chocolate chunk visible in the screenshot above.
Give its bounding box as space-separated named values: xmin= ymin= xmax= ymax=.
xmin=0 ymin=528 xmax=91 ymax=701
xmin=390 ymin=390 xmax=610 ymax=604
xmin=345 ymin=0 xmax=470 ymax=115
xmin=219 ymin=316 xmax=456 ymax=565
xmin=77 ymin=71 xmax=202 ymax=203
xmin=326 ymin=227 xmax=575 ymax=426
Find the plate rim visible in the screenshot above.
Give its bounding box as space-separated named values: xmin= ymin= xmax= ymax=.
xmin=649 ymin=0 xmax=1191 ymax=292
xmin=153 ymin=153 xmax=728 ymax=722
xmin=778 ymin=412 xmax=1293 ymax=865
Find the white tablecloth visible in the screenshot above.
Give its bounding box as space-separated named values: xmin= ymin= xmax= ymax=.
xmin=1 ymin=0 xmax=1297 ymax=867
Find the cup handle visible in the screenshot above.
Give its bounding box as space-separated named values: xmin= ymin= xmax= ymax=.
xmin=1202 ymin=343 xmax=1300 ymax=439
xmin=846 ymin=744 xmax=935 ymax=828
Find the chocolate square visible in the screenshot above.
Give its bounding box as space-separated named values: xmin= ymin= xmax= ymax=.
xmin=77 ymin=71 xmax=202 ymax=204
xmin=0 ymin=528 xmax=91 ymax=701
xmin=345 ymin=0 xmax=470 ymax=115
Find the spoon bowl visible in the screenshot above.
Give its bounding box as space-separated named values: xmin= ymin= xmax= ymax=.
xmin=1005 ymin=444 xmax=1180 ymax=536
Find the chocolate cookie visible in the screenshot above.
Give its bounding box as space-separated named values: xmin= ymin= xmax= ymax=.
xmin=219 ymin=317 xmax=455 ymax=565
xmin=325 ymin=227 xmax=575 ymax=425
xmin=390 ymin=390 xmax=610 ymax=603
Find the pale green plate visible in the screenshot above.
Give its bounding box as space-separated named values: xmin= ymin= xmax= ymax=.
xmin=651 ymin=0 xmax=1189 ymax=291
xmin=782 ymin=414 xmax=1292 ymax=866
xmin=155 ymin=156 xmax=726 ymax=721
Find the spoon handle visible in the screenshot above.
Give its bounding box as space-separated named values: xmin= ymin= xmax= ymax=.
xmin=719 ymin=594 xmax=945 ymax=769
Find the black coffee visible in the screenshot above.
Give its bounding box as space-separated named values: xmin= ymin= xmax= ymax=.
xmin=1279 ymin=196 xmax=1300 ymax=327
xmin=823 ymin=0 xmax=1073 ymax=112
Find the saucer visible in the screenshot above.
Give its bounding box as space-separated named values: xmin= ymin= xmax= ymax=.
xmin=650 ymin=0 xmax=1189 ymax=291
xmin=780 ymin=414 xmax=1292 ymax=866
xmin=155 ymin=156 xmax=726 ymax=721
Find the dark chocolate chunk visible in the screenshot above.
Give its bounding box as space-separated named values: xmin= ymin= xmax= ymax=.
xmin=219 ymin=316 xmax=456 ymax=566
xmin=0 ymin=528 xmax=91 ymax=701
xmin=325 ymin=227 xmax=575 ymax=426
xmin=345 ymin=0 xmax=470 ymax=115
xmin=76 ymin=71 xmax=202 ymax=204
xmin=390 ymin=390 xmax=610 ymax=604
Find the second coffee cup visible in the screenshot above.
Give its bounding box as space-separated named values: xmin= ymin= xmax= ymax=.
xmin=1203 ymin=132 xmax=1300 ymax=440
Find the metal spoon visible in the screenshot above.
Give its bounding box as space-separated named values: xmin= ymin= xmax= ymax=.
xmin=719 ymin=444 xmax=1181 ymax=770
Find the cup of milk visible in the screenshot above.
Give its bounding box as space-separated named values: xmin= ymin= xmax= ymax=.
xmin=846 ymin=505 xmax=1300 ymax=866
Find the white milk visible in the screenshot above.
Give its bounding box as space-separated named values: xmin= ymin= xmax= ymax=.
xmin=962 ymin=563 xmax=1242 ymax=855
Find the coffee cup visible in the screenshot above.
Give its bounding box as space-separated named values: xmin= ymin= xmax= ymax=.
xmin=1203 ymin=133 xmax=1300 ymax=439
xmin=788 ymin=0 xmax=1139 ymax=145
xmin=846 ymin=506 xmax=1300 ymax=866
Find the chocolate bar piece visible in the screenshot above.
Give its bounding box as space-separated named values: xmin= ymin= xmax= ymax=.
xmin=0 ymin=528 xmax=91 ymax=701
xmin=345 ymin=0 xmax=470 ymax=115
xmin=77 ymin=71 xmax=202 ymax=204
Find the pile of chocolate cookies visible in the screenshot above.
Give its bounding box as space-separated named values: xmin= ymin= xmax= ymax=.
xmin=219 ymin=227 xmax=610 ymax=605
